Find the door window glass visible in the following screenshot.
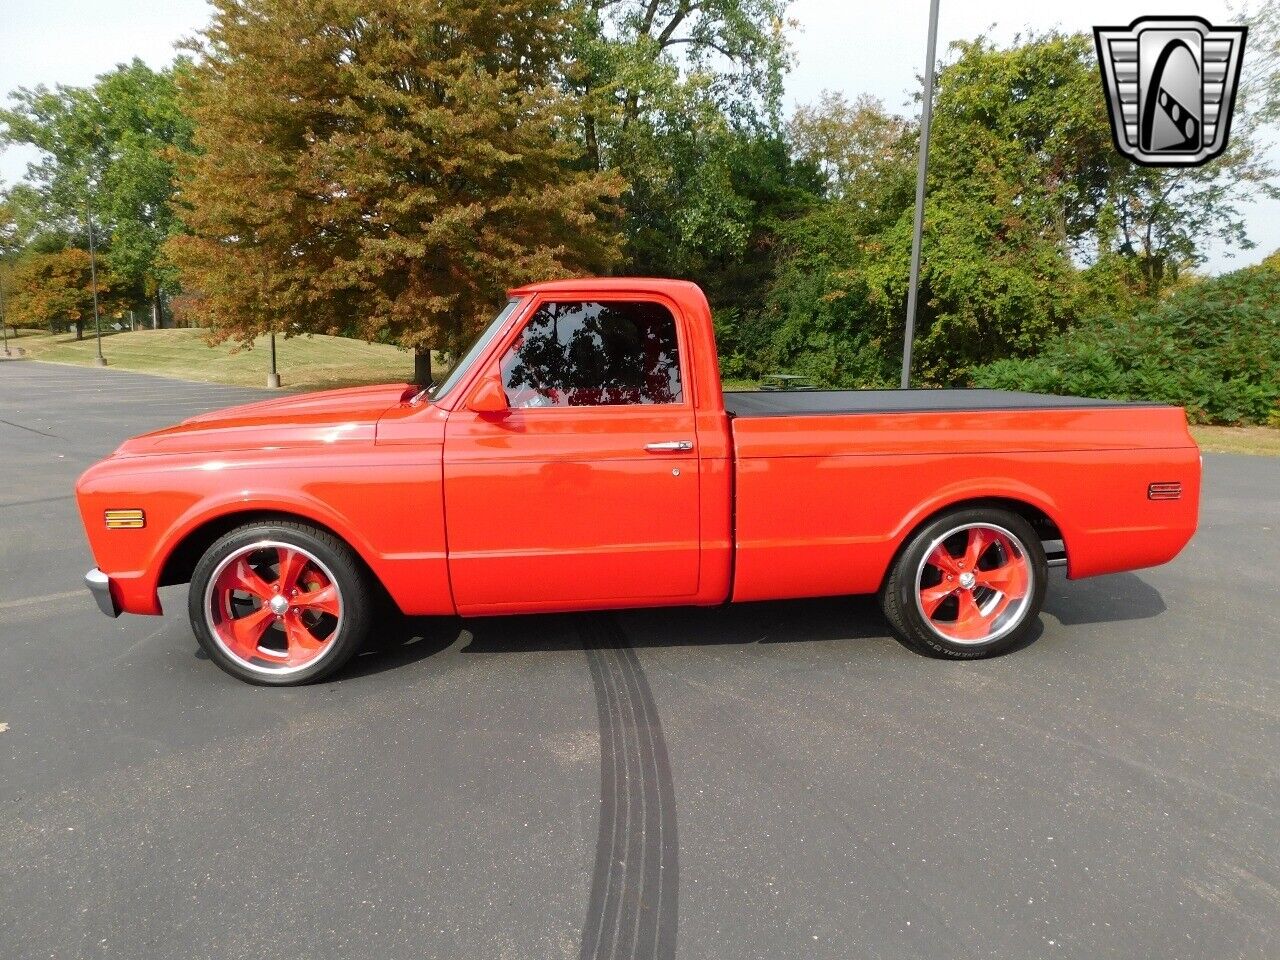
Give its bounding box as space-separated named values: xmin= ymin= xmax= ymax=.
xmin=500 ymin=300 xmax=683 ymax=407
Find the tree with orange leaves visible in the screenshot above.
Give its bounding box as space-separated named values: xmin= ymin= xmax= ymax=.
xmin=167 ymin=0 xmax=623 ymax=383
xmin=6 ymin=248 xmax=121 ymax=339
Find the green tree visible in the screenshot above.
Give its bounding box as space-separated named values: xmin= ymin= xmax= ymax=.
xmin=754 ymin=31 xmax=1278 ymax=388
xmin=625 ymin=123 xmax=822 ymax=311
xmin=788 ymin=91 xmax=912 ymax=201
xmin=933 ymin=34 xmax=1276 ymax=293
xmin=1238 ymin=0 xmax=1280 ymax=125
xmin=0 ymin=61 xmax=193 ymax=322
xmin=568 ymin=0 xmax=791 ymax=171
xmin=566 ymin=0 xmax=806 ymax=315
xmin=168 ymin=0 xmax=622 ymax=379
xmin=94 ymin=62 xmax=194 ymax=320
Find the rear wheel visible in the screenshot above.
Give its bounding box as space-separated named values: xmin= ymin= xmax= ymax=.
xmin=189 ymin=521 xmax=373 ymax=685
xmin=881 ymin=507 xmax=1047 ymax=659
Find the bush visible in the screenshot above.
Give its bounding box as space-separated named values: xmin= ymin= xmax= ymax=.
xmin=971 ymin=263 xmax=1280 ymax=424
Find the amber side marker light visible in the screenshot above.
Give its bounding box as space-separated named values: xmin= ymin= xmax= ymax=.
xmin=1147 ymin=482 xmax=1182 ymax=501
xmin=104 ymin=509 xmax=146 ymax=529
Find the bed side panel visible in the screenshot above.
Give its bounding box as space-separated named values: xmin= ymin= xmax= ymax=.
xmin=730 ymin=407 xmax=1200 ymax=602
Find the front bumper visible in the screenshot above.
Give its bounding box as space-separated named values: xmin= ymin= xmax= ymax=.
xmin=85 ymin=568 xmax=120 ymax=618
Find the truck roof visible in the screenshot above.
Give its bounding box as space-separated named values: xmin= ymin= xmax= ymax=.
xmin=507 ymin=277 xmax=704 ymax=296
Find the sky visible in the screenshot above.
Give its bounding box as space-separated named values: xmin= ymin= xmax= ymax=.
xmin=1 ymin=0 xmax=1275 ymax=272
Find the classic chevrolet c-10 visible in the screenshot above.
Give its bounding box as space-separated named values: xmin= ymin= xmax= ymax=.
xmin=77 ymin=278 xmax=1201 ymax=684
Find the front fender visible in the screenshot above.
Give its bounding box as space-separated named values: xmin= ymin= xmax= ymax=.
xmin=76 ymin=446 xmax=453 ymax=617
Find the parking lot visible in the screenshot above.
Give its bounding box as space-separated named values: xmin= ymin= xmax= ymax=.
xmin=1 ymin=359 xmax=1276 ymax=960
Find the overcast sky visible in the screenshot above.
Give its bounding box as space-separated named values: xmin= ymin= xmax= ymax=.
xmin=1 ymin=0 xmax=1274 ymax=271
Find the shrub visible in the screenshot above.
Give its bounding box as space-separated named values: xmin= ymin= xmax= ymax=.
xmin=971 ymin=262 xmax=1280 ymax=424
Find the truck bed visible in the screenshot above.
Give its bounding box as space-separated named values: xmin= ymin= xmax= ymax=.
xmin=723 ymin=396 xmax=1198 ymax=604
xmin=723 ymin=388 xmax=1137 ymax=418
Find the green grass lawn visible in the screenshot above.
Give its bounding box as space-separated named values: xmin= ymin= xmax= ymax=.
xmin=7 ymin=326 xmax=414 ymax=390
xmin=1188 ymin=425 xmax=1280 ymax=457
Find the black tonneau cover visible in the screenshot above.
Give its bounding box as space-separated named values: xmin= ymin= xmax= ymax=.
xmin=723 ymin=388 xmax=1140 ymax=418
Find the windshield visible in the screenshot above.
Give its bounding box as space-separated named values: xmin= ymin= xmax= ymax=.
xmin=427 ymin=298 xmax=522 ymax=402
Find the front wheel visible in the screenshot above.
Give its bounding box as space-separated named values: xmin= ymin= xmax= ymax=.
xmin=189 ymin=520 xmax=374 ymax=685
xmin=880 ymin=507 xmax=1048 ymax=659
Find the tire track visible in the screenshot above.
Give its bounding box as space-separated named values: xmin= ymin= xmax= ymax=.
xmin=580 ymin=615 xmax=678 ymax=960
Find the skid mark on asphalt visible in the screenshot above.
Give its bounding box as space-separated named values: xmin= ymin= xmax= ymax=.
xmin=580 ymin=615 xmax=678 ymax=960
xmin=0 ymin=417 xmax=60 ymax=439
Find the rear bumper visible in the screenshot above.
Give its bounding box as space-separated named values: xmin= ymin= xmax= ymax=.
xmin=85 ymin=568 xmax=120 ymax=618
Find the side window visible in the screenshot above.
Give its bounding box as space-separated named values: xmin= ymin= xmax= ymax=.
xmin=500 ymin=300 xmax=683 ymax=407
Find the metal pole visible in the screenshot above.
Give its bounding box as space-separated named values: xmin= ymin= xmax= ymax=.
xmin=86 ymin=200 xmax=106 ymax=366
xmin=1 ymin=278 xmax=8 ymax=357
xmin=901 ymin=0 xmax=941 ymax=389
xmin=267 ymin=330 xmax=280 ymax=388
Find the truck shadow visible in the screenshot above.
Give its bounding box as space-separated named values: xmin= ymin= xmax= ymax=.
xmin=344 ymin=571 xmax=1165 ymax=679
xmin=1042 ymin=571 xmax=1166 ymax=626
xmin=343 ymin=596 xmax=884 ymax=679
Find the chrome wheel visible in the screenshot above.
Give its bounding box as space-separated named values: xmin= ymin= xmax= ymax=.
xmin=913 ymin=522 xmax=1034 ymax=645
xmin=204 ymin=540 xmax=343 ymax=676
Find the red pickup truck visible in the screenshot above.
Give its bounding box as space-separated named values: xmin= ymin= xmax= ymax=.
xmin=77 ymin=278 xmax=1201 ymax=685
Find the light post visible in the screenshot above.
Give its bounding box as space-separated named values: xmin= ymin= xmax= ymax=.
xmin=1 ymin=270 xmax=9 ymax=357
xmin=901 ymin=0 xmax=941 ymax=389
xmin=86 ymin=200 xmax=106 ymax=367
xmin=267 ymin=329 xmax=280 ymax=388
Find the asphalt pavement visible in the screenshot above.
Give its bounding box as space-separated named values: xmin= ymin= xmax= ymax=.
xmin=1 ymin=360 xmax=1276 ymax=960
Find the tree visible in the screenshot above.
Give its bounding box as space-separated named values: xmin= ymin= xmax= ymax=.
xmin=565 ymin=0 xmax=804 ymax=315
xmin=0 ymin=203 xmax=17 ymax=339
xmin=932 ymin=34 xmax=1276 ymax=293
xmin=5 ymin=248 xmax=120 ymax=338
xmin=167 ymin=0 xmax=623 ymax=380
xmin=0 ymin=61 xmax=193 ymax=321
xmin=1237 ymin=0 xmax=1280 ymax=126
xmin=567 ymin=0 xmax=791 ymax=171
xmin=0 ymin=83 xmax=102 ymax=241
xmin=788 ymin=91 xmax=912 ymax=201
xmin=93 ymin=62 xmax=194 ymax=319
xmin=749 ymin=30 xmax=1279 ymax=389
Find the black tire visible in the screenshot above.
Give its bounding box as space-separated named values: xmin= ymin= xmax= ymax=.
xmin=188 ymin=520 xmax=374 ymax=685
xmin=880 ymin=507 xmax=1048 ymax=659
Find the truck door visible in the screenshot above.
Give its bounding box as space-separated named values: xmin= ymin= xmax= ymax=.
xmin=443 ymin=297 xmax=701 ymax=612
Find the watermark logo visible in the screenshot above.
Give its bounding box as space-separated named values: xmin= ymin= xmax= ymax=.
xmin=1094 ymin=16 xmax=1247 ymax=167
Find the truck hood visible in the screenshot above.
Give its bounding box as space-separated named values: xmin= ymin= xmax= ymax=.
xmin=114 ymin=383 xmax=416 ymax=457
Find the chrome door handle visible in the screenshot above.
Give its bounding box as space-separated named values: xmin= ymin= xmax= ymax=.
xmin=645 ymin=440 xmax=694 ymax=452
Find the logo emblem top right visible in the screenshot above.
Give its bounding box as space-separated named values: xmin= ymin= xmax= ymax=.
xmin=1094 ymin=16 xmax=1247 ymax=167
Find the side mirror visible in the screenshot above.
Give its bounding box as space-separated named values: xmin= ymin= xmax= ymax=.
xmin=467 ymin=367 xmax=509 ymax=414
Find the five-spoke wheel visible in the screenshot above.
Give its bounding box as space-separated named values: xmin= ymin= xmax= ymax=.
xmin=881 ymin=507 xmax=1048 ymax=658
xmin=915 ymin=523 xmax=1033 ymax=645
xmin=189 ymin=521 xmax=373 ymax=684
xmin=206 ymin=541 xmax=343 ymax=672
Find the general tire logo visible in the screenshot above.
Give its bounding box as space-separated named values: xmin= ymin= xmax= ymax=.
xmin=1094 ymin=16 xmax=1247 ymax=167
